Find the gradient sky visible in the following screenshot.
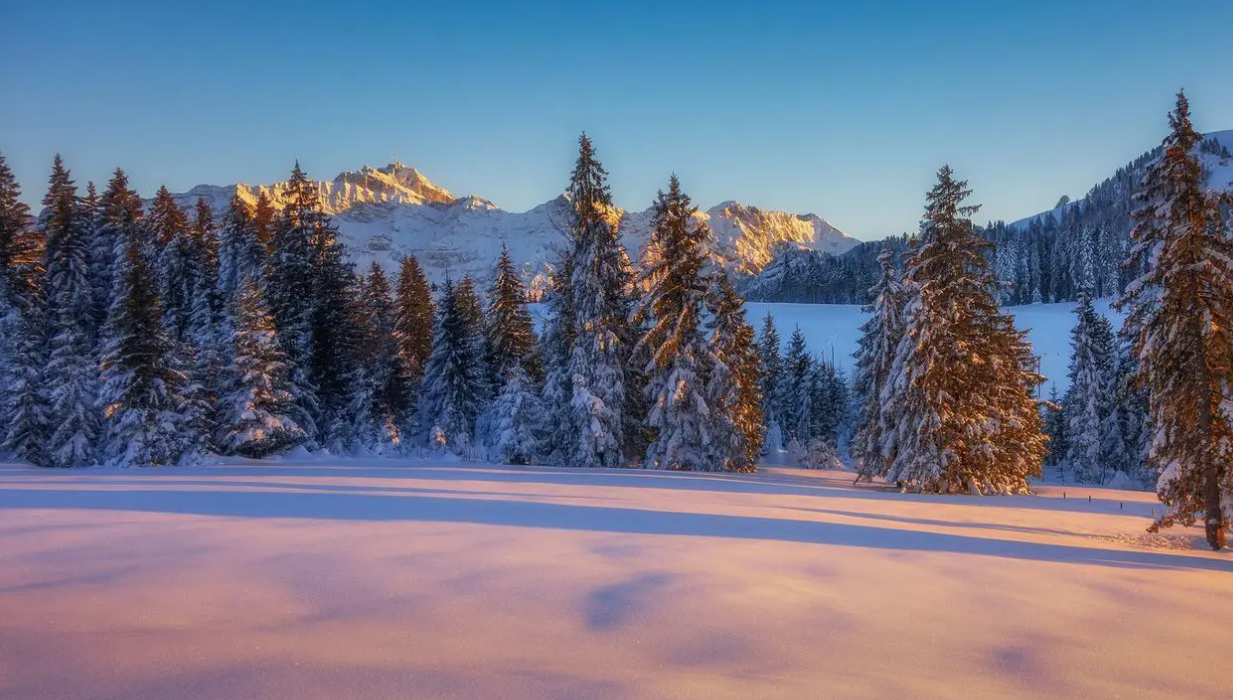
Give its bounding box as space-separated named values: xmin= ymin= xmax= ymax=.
xmin=3 ymin=0 xmax=1232 ymax=240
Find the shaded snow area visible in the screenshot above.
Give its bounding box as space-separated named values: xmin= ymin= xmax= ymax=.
xmin=1 ymin=460 xmax=1228 ymax=700
xmin=746 ymin=299 xmax=1123 ymax=392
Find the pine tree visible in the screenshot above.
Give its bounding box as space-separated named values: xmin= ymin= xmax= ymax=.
xmin=1042 ymin=385 xmax=1068 ymax=470
xmin=265 ymin=162 xmax=359 ymax=445
xmin=881 ymin=166 xmax=1046 ymax=494
xmin=852 ymin=250 xmax=907 ymax=480
xmin=638 ymin=176 xmax=715 ymax=471
xmin=564 ymin=134 xmax=632 ymax=467
xmin=220 ymin=280 xmax=310 ymax=457
xmin=1064 ymin=291 xmax=1116 ymax=483
xmin=352 ymin=262 xmax=406 ymax=451
xmin=486 ymin=245 xmax=538 ymax=387
xmin=1 ymin=279 xmax=50 ymax=466
xmin=97 ymin=238 xmax=192 ymax=466
xmin=392 ymin=255 xmax=434 ymax=434
xmin=758 ymin=314 xmax=785 ymax=451
xmin=490 ymin=365 xmax=543 ymax=465
xmin=0 ymin=152 xmax=29 ymax=280
xmin=707 ymin=271 xmax=765 ymax=471
xmin=1112 ymin=333 xmax=1151 ymax=486
xmin=217 ymin=194 xmax=264 ymax=308
xmin=539 ymin=245 xmax=576 ymax=464
xmin=419 ymin=279 xmax=485 ymax=451
xmin=1119 ymin=92 xmax=1233 ymax=549
xmin=182 ymin=197 xmax=224 ymax=455
xmin=41 ymin=155 xmax=99 ymax=466
xmin=92 ymin=169 xmax=142 ymax=346
xmin=782 ymin=327 xmax=813 ymax=445
xmin=147 ymin=186 xmax=193 ymax=341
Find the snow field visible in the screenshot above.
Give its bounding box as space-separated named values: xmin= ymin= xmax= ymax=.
xmin=0 ymin=459 xmax=1227 ymax=700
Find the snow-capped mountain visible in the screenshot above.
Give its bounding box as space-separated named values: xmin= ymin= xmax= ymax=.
xmin=170 ymin=163 xmax=858 ymax=290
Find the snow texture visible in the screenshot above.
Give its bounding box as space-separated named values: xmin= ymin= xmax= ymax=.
xmin=0 ymin=459 xmax=1228 ymax=700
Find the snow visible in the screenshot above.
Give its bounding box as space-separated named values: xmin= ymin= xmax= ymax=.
xmin=743 ymin=299 xmax=1124 ymax=393
xmin=0 ymin=459 xmax=1228 ymax=700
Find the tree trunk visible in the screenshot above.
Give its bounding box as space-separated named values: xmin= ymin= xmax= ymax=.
xmin=1197 ymin=376 xmax=1226 ymax=551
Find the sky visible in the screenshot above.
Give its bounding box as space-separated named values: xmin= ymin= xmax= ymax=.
xmin=2 ymin=0 xmax=1232 ymax=241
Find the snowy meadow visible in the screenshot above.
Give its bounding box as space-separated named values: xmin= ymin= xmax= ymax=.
xmin=1 ymin=459 xmax=1229 ymax=700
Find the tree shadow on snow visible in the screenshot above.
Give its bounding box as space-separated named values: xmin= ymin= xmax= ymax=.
xmin=1 ymin=486 xmax=1228 ymax=573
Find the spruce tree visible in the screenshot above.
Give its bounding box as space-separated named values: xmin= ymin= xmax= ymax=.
xmin=97 ymin=238 xmax=192 ymax=465
xmin=881 ymin=166 xmax=1046 ymax=494
xmin=1063 ymin=291 xmax=1117 ymax=484
xmin=1042 ymin=385 xmax=1067 ymax=471
xmin=0 ymin=152 xmax=29 ymax=280
xmin=781 ymin=327 xmax=813 ymax=445
xmin=758 ymin=314 xmax=785 ymax=451
xmin=486 ymin=245 xmax=538 ymax=387
xmin=852 ymin=250 xmax=907 ymax=480
xmin=638 ymin=176 xmax=715 ymax=471
xmin=1 ymin=280 xmax=50 ymax=466
xmin=539 ymin=245 xmax=576 ymax=464
xmin=1119 ymin=92 xmax=1233 ymax=549
xmin=92 ymin=169 xmax=142 ymax=346
xmin=41 ymin=155 xmax=99 ymax=466
xmin=564 ymin=134 xmax=632 ymax=467
xmin=707 ymin=271 xmax=765 ymax=472
xmin=352 ymin=262 xmax=406 ymax=451
xmin=490 ymin=365 xmax=543 ymax=465
xmin=392 ymin=255 xmax=434 ymax=433
xmin=217 ymin=194 xmax=264 ymax=308
xmin=221 ymin=280 xmax=310 ymax=458
xmin=419 ymin=279 xmax=485 ymax=451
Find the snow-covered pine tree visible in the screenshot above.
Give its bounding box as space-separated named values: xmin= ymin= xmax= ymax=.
xmin=217 ymin=194 xmax=264 ymax=308
xmin=1042 ymin=385 xmax=1067 ymax=470
xmin=881 ymin=166 xmax=1046 ymax=494
xmin=1112 ymin=332 xmax=1151 ymax=486
xmin=351 ymin=262 xmax=406 ymax=451
xmin=392 ymin=255 xmax=434 ymax=437
xmin=852 ymin=250 xmax=907 ymax=481
xmin=147 ymin=186 xmax=193 ymax=341
xmin=809 ymin=359 xmax=848 ymax=449
xmin=0 ymin=156 xmax=48 ymax=465
xmin=486 ymin=245 xmax=538 ymax=387
xmin=419 ymin=279 xmax=485 ymax=451
xmin=1119 ymin=92 xmax=1233 ymax=549
xmin=41 ymin=155 xmax=99 ymax=466
xmin=1 ymin=276 xmax=50 ymax=466
xmin=0 ymin=152 xmax=28 ymax=281
xmin=220 ymin=280 xmax=309 ymax=458
xmin=757 ymin=314 xmax=785 ymax=452
xmin=490 ymin=365 xmax=544 ymax=465
xmin=637 ymin=175 xmax=715 ymax=471
xmin=781 ymin=327 xmax=813 ymax=445
xmin=564 ymin=134 xmax=632 ymax=467
xmin=181 ymin=197 xmax=224 ymax=456
xmin=97 ymin=235 xmax=193 ymax=466
xmin=91 ymin=169 xmax=142 ymax=349
xmin=706 ymin=270 xmax=765 ymax=472
xmin=539 ymin=244 xmax=576 ymax=464
xmin=1063 ymin=290 xmax=1117 ymax=483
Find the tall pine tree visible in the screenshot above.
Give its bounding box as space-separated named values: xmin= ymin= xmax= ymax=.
xmin=852 ymin=250 xmax=907 ymax=480
xmin=638 ymin=176 xmax=715 ymax=471
xmin=881 ymin=166 xmax=1046 ymax=494
xmin=1119 ymin=92 xmax=1233 ymax=549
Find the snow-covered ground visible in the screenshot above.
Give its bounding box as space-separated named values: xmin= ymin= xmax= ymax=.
xmin=746 ymin=299 xmax=1123 ymax=393
xmin=1 ymin=458 xmax=1227 ymax=700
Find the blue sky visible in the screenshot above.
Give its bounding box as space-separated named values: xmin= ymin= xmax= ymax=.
xmin=2 ymin=0 xmax=1231 ymax=240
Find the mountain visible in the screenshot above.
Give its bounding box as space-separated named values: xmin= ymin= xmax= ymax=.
xmin=171 ymin=163 xmax=859 ymax=291
xmin=745 ymin=130 xmax=1233 ymax=307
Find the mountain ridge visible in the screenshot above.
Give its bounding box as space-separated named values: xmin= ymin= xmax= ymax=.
xmin=167 ymin=162 xmax=859 ymax=290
